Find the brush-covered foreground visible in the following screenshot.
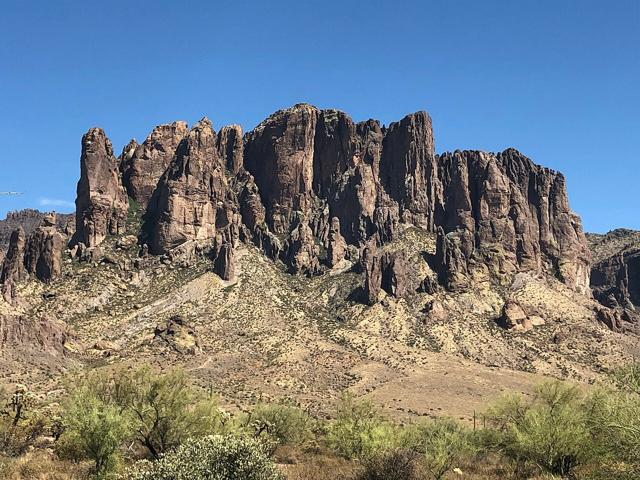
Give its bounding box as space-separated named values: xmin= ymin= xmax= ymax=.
xmin=1 ymin=365 xmax=640 ymax=480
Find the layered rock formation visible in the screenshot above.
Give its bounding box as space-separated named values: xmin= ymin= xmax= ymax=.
xmin=73 ymin=128 xmax=129 ymax=247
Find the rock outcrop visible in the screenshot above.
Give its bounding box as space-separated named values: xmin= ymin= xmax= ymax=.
xmin=588 ymin=229 xmax=640 ymax=323
xmin=24 ymin=214 xmax=64 ymax=282
xmin=145 ymin=118 xmax=229 ymax=255
xmin=213 ymin=242 xmax=235 ymax=281
xmin=326 ymin=217 xmax=346 ymax=267
xmin=61 ymin=103 xmax=591 ymax=300
xmin=362 ymin=246 xmax=414 ymax=303
xmin=153 ymin=315 xmax=200 ymax=354
xmin=0 ymin=315 xmax=68 ymax=354
xmin=0 ymin=209 xmax=73 ymax=251
xmin=120 ymin=121 xmax=188 ymax=208
xmin=216 ymin=125 xmax=244 ymax=174
xmin=73 ymin=128 xmax=129 ymax=247
xmin=434 ymin=149 xmax=591 ymax=294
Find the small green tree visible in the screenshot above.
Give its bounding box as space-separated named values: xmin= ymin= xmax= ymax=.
xmin=326 ymin=393 xmax=397 ymax=458
xmin=421 ymin=418 xmax=472 ymax=480
xmin=126 ymin=434 xmax=283 ymax=480
xmin=74 ymin=367 xmax=225 ymax=459
xmin=483 ymin=381 xmax=598 ymax=477
xmin=61 ymin=387 xmax=130 ymax=478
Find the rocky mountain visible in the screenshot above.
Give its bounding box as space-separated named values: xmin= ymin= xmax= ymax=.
xmin=0 ymin=104 xmax=637 ymax=419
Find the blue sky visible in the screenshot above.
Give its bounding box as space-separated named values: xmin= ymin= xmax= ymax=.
xmin=0 ymin=1 xmax=637 ymax=232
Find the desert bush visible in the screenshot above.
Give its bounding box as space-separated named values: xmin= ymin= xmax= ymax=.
xmin=357 ymin=448 xmax=420 ymax=480
xmin=250 ymin=402 xmax=315 ymax=446
xmin=60 ymin=387 xmax=130 ymax=478
xmin=326 ymin=393 xmax=398 ymax=459
xmin=125 ymin=434 xmax=283 ymax=480
xmin=68 ymin=367 xmax=227 ymax=459
xmin=482 ymin=381 xmax=599 ymax=477
xmin=419 ymin=418 xmax=472 ymax=480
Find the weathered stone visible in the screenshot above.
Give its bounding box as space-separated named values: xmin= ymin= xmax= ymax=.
xmin=380 ymin=250 xmax=412 ymax=298
xmin=73 ymin=128 xmax=129 ymax=247
xmin=24 ymin=221 xmax=64 ymax=282
xmin=121 ymin=121 xmax=189 ymax=208
xmin=244 ymin=104 xmax=317 ymax=233
xmin=283 ymin=220 xmax=320 ymax=275
xmin=216 ymin=125 xmax=244 ymax=174
xmin=362 ymin=245 xmax=381 ymax=305
xmin=154 ymin=315 xmax=200 ymax=354
xmin=0 ymin=315 xmax=68 ymax=354
xmin=592 ymin=248 xmax=639 ymax=310
xmin=380 ymin=111 xmax=440 ymax=228
xmin=499 ymin=301 xmax=528 ymax=330
xmin=213 ymin=242 xmax=235 ymax=281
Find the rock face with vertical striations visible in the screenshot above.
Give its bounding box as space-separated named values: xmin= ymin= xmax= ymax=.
xmin=216 ymin=125 xmax=244 ymax=174
xmin=244 ymin=104 xmax=318 ymax=234
xmin=73 ymin=128 xmax=129 ymax=247
xmin=588 ymin=229 xmax=640 ymax=322
xmin=120 ymin=121 xmax=189 ymax=208
xmin=145 ymin=118 xmax=228 ymax=255
xmin=433 ymin=149 xmax=591 ymax=294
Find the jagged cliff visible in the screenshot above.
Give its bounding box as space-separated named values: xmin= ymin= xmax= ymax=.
xmin=1 ymin=103 xmax=594 ymax=305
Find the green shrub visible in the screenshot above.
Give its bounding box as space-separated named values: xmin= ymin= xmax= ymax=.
xmin=326 ymin=393 xmax=398 ymax=459
xmin=125 ymin=434 xmax=283 ymax=480
xmin=483 ymin=381 xmax=599 ymax=477
xmin=249 ymin=403 xmax=314 ymax=446
xmin=60 ymin=387 xmax=130 ymax=478
xmin=423 ymin=418 xmax=472 ymax=480
xmin=69 ymin=367 xmax=227 ymax=459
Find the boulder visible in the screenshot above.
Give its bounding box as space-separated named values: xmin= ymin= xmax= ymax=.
xmin=154 ymin=315 xmax=200 ymax=354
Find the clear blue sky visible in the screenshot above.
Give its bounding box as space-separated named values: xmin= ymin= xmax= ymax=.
xmin=0 ymin=1 xmax=637 ymax=232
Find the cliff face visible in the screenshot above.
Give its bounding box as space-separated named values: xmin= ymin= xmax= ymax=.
xmin=120 ymin=121 xmax=189 ymax=208
xmin=2 ymin=103 xmax=593 ymax=309
xmin=588 ymin=229 xmax=640 ymax=327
